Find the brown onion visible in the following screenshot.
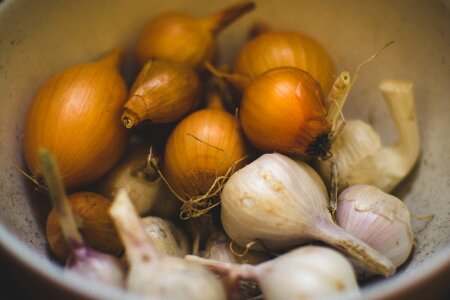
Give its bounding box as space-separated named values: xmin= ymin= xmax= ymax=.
xmin=24 ymin=50 xmax=129 ymax=189
xmin=135 ymin=1 xmax=255 ymax=68
xmin=234 ymin=30 xmax=336 ymax=95
xmin=163 ymin=109 xmax=249 ymax=218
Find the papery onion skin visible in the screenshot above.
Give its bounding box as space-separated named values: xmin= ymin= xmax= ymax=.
xmin=164 ymin=109 xmax=249 ymax=200
xmin=122 ymin=59 xmax=202 ymax=128
xmin=24 ymin=51 xmax=129 ymax=189
xmin=234 ymin=31 xmax=336 ymax=95
xmin=136 ymin=1 xmax=255 ymax=68
xmin=240 ymin=67 xmax=330 ymax=158
xmin=46 ymin=192 xmax=123 ymax=261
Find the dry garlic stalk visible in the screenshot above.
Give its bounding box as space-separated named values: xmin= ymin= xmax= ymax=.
xmin=318 ymin=80 xmax=420 ymax=192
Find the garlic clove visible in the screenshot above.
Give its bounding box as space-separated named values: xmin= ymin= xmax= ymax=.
xmin=316 ymin=119 xmax=381 ymax=189
xmin=337 ymin=185 xmax=414 ymax=270
xmin=221 ymin=153 xmax=395 ymax=276
xmin=141 ymin=216 xmax=190 ymax=258
xmin=122 ymin=59 xmax=202 ymax=128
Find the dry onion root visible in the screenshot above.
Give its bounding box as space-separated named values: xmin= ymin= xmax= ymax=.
xmin=110 ymin=189 xmax=226 ymax=299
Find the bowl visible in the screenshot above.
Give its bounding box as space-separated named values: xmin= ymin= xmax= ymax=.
xmin=0 ymin=0 xmax=449 ymax=299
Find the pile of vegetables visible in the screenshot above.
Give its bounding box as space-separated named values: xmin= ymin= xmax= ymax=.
xmin=23 ymin=1 xmax=421 ymax=299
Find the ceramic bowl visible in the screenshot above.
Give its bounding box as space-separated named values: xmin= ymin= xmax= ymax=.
xmin=0 ymin=0 xmax=449 ymax=299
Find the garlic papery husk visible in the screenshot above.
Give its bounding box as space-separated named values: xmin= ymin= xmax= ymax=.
xmin=110 ymin=189 xmax=226 ymax=300
xmin=141 ymin=216 xmax=190 ymax=257
xmin=221 ymin=153 xmax=395 ymax=276
xmin=337 ymin=185 xmax=414 ymax=273
xmin=316 ymin=119 xmax=381 ymax=189
xmin=187 ymin=246 xmax=360 ymax=300
xmin=317 ymin=80 xmax=419 ymax=192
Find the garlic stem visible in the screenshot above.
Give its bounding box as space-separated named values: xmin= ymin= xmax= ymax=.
xmin=109 ymin=189 xmax=160 ymax=264
xmin=375 ymin=80 xmax=419 ymax=190
xmin=202 ymin=1 xmax=256 ymax=35
xmin=312 ymin=221 xmax=395 ymax=276
xmin=39 ymin=148 xmax=83 ymax=246
xmin=326 ymin=71 xmax=351 ymax=129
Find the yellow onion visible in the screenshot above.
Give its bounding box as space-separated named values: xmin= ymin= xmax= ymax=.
xmin=238 ymin=66 xmax=330 ymax=158
xmin=24 ymin=51 xmax=129 ymax=189
xmin=135 ymin=1 xmax=255 ymax=68
xmin=234 ymin=30 xmax=336 ymax=95
xmin=46 ymin=192 xmax=123 ymax=261
xmin=163 ymin=109 xmax=249 ymax=218
xmin=122 ymin=59 xmax=202 ymax=128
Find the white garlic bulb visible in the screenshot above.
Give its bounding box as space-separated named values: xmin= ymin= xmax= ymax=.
xmin=317 ymin=80 xmax=420 ymax=192
xmin=337 ymin=185 xmax=414 ymax=271
xmin=141 ymin=216 xmax=190 ymax=257
xmin=187 ymin=246 xmax=360 ymax=300
xmin=221 ymin=152 xmax=394 ymax=276
xmin=110 ymin=189 xmax=226 ymax=300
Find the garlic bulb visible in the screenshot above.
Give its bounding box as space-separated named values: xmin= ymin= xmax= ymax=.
xmin=221 ymin=153 xmax=395 ymax=276
xmin=141 ymin=216 xmax=190 ymax=257
xmin=94 ymin=143 xmax=179 ymax=218
xmin=187 ymin=246 xmax=360 ymax=300
xmin=110 ymin=189 xmax=226 ymax=300
xmin=337 ymin=185 xmax=414 ymax=271
xmin=317 ymin=80 xmax=420 ymax=192
xmin=203 ymin=230 xmax=269 ymax=265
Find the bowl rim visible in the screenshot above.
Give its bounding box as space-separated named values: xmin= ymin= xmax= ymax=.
xmin=1 ymin=222 xmax=449 ymax=299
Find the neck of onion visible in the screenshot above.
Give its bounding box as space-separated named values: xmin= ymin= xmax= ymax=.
xmin=200 ymin=1 xmax=256 ymax=35
xmin=110 ymin=189 xmax=161 ymax=264
xmin=38 ymin=149 xmax=83 ymax=247
xmin=379 ymin=80 xmax=419 ymax=172
xmin=248 ymin=21 xmax=272 ymax=40
xmin=312 ymin=220 xmax=395 ymax=277
xmin=98 ymin=49 xmax=124 ymax=69
xmin=205 ymin=62 xmax=250 ymax=92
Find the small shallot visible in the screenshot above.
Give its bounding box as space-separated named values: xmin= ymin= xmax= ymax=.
xmin=39 ymin=149 xmax=125 ymax=287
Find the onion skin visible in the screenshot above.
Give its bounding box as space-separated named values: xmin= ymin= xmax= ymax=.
xmin=24 ymin=51 xmax=129 ymax=189
xmin=164 ymin=109 xmax=249 ymax=201
xmin=136 ymin=1 xmax=255 ymax=68
xmin=46 ymin=192 xmax=123 ymax=261
xmin=240 ymin=67 xmax=330 ymax=158
xmin=234 ymin=31 xmax=336 ymax=95
xmin=122 ymin=59 xmax=201 ymax=128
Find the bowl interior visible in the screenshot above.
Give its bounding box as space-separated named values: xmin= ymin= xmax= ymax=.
xmin=0 ymin=0 xmax=449 ymax=299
